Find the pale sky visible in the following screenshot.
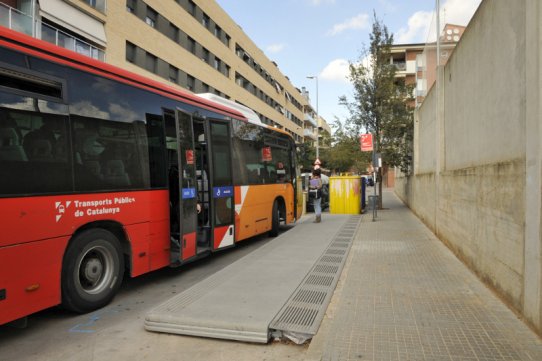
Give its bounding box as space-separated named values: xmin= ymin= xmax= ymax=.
xmin=215 ymin=0 xmax=482 ymax=129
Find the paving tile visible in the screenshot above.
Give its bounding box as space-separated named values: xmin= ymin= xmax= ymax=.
xmin=319 ymin=190 xmax=542 ymax=361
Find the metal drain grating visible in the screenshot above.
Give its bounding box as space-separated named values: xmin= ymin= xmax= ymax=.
xmin=292 ymin=290 xmax=327 ymax=304
xmin=313 ymin=264 xmax=339 ymax=274
xmin=326 ymin=249 xmax=347 ymax=255
xmin=320 ymin=255 xmax=342 ymax=263
xmin=273 ymin=306 xmax=319 ymax=327
xmin=269 ymin=215 xmax=361 ymax=342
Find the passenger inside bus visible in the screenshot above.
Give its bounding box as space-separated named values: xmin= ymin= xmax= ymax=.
xmin=0 ymin=126 xmax=26 ymax=161
xmin=276 ymin=161 xmax=286 ymax=183
xmin=23 ymin=123 xmax=56 ymax=161
xmin=0 ymin=111 xmax=25 ymax=162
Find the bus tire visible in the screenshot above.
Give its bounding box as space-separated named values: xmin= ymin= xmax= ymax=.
xmin=269 ymin=200 xmax=280 ymax=237
xmin=61 ymin=229 xmax=124 ymax=313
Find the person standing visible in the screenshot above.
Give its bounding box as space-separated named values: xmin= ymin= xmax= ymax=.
xmin=309 ymin=168 xmax=323 ymax=223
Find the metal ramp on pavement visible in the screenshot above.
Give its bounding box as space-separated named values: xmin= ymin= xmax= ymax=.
xmin=145 ymin=214 xmax=361 ymax=343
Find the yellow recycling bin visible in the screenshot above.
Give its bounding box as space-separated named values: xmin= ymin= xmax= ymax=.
xmin=329 ymin=176 xmax=362 ymax=214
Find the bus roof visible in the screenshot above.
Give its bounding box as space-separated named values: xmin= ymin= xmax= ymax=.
xmin=195 ymin=93 xmax=264 ymax=126
xmin=195 ymin=94 xmax=295 ymax=140
xmin=0 ymin=26 xmax=248 ymax=122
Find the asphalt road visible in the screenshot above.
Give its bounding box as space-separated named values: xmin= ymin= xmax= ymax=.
xmin=0 ymin=224 xmax=310 ymax=361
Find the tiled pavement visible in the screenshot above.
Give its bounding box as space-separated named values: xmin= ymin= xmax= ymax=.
xmin=310 ymin=189 xmax=542 ymax=361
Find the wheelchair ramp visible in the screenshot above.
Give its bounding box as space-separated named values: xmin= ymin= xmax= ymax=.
xmin=145 ymin=215 xmax=361 ymax=343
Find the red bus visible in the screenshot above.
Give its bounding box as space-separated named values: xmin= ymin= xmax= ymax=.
xmin=0 ymin=26 xmax=303 ymax=326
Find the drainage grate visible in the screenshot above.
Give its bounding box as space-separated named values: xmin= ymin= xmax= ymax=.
xmin=306 ymin=274 xmax=335 ymax=286
xmin=292 ymin=290 xmax=327 ymax=304
xmin=313 ymin=264 xmax=339 ymax=274
xmin=274 ymin=306 xmax=319 ymax=327
xmin=270 ymin=215 xmax=361 ymax=342
xmin=326 ymin=249 xmax=346 ymax=255
xmin=320 ymin=255 xmax=342 ymax=263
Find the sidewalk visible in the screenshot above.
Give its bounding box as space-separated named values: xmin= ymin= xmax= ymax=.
xmin=307 ymin=189 xmax=542 ymax=361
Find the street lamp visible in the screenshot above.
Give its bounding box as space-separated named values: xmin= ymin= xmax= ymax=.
xmin=306 ymin=75 xmax=319 ymax=160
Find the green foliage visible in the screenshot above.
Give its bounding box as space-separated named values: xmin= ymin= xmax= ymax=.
xmin=297 ymin=141 xmax=316 ymax=172
xmin=323 ymin=118 xmax=372 ymax=174
xmin=339 ymin=12 xmax=414 ymax=175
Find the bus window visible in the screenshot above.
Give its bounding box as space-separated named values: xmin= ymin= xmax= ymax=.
xmin=0 ymin=95 xmax=71 ymax=196
xmin=72 ymin=116 xmax=146 ymax=191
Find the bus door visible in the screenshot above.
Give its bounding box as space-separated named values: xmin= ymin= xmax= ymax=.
xmin=192 ymin=117 xmax=212 ymax=252
xmin=174 ymin=110 xmax=198 ymax=261
xmin=292 ymin=143 xmax=304 ymax=220
xmin=207 ymin=120 xmax=235 ymax=251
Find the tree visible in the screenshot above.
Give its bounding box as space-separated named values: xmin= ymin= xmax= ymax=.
xmin=297 ymin=141 xmax=316 ymax=172
xmin=339 ymin=13 xmax=414 ymax=208
xmin=324 ymin=119 xmax=371 ymax=174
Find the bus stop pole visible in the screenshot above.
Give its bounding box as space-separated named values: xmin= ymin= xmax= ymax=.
xmin=372 ymin=170 xmax=377 ymax=221
xmin=371 ymin=150 xmax=379 ymax=222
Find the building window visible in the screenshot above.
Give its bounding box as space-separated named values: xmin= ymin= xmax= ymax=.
xmin=188 ymin=36 xmax=196 ymax=55
xmin=169 ymin=24 xmax=179 ymax=42
xmin=145 ymin=7 xmax=157 ymax=28
xmin=214 ymin=57 xmax=221 ymax=71
xmin=202 ymin=47 xmax=209 ymax=63
xmin=214 ymin=25 xmax=221 ymax=38
xmin=225 ymin=34 xmax=231 ymax=47
xmin=84 ymin=0 xmax=106 ymax=12
xmin=145 ymin=53 xmax=157 ymax=73
xmin=202 ymin=82 xmax=209 ymax=93
xmin=126 ymin=0 xmax=135 ymax=13
xmin=126 ymin=41 xmax=136 ymax=63
xmin=235 ymin=45 xmax=243 ymax=58
xmin=235 ymin=73 xmax=243 ymax=87
xmin=187 ymin=75 xmax=195 ymax=91
xmin=224 ymin=64 xmax=230 ymax=78
xmin=202 ymin=13 xmax=210 ymax=28
xmin=188 ymin=0 xmax=196 ymax=16
xmin=169 ymin=65 xmax=178 ymax=83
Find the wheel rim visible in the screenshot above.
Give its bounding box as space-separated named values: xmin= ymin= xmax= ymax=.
xmin=76 ymin=244 xmax=115 ymax=295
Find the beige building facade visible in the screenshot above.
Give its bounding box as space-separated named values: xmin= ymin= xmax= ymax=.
xmin=0 ymin=0 xmax=332 ymax=144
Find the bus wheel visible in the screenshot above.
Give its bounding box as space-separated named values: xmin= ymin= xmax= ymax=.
xmin=61 ymin=229 xmax=124 ymax=313
xmin=269 ymin=200 xmax=280 ymax=237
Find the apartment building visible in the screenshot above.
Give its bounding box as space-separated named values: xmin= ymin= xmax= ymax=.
xmin=0 ymin=0 xmax=332 ymax=144
xmin=390 ymin=23 xmax=466 ymax=106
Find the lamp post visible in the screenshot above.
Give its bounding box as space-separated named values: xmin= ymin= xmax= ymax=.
xmin=306 ymin=75 xmax=319 ymax=160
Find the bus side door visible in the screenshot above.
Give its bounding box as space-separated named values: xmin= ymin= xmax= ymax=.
xmin=175 ymin=110 xmax=198 ymax=261
xmin=208 ymin=120 xmax=235 ymax=251
xmin=292 ymin=143 xmax=304 ymax=220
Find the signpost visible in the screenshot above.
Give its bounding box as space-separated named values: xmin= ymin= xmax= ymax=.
xmin=360 ymin=133 xmax=378 ymax=221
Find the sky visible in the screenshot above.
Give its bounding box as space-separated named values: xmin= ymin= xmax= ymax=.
xmin=215 ymin=0 xmax=482 ymax=130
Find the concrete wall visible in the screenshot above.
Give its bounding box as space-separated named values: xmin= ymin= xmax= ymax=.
xmin=395 ymin=0 xmax=542 ymax=334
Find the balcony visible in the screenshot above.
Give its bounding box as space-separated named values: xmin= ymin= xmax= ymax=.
xmin=304 ymin=113 xmax=317 ymax=127
xmin=304 ymin=128 xmax=317 ymax=140
xmin=40 ymin=22 xmax=105 ymax=61
xmin=393 ymin=61 xmax=406 ymax=71
xmin=0 ymin=3 xmax=105 ymax=61
xmin=0 ymin=3 xmax=33 ymax=36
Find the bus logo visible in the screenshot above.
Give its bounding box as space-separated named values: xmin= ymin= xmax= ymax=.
xmin=55 ymin=201 xmax=72 ymax=222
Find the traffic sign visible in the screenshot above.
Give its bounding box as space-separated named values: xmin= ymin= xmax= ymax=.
xmin=360 ymin=134 xmax=373 ymax=152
